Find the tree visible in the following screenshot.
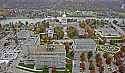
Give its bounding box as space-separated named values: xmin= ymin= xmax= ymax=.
xmin=15 ymin=23 xmax=20 ymax=32
xmin=85 ymin=19 xmax=91 ymax=24
xmin=38 ymin=22 xmax=47 ymax=32
xmin=91 ymin=19 xmax=96 ymax=25
xmin=80 ymin=62 xmax=85 ymax=72
xmin=99 ymin=38 xmax=106 ymax=45
xmin=28 ymin=24 xmax=33 ymax=31
xmin=54 ymin=26 xmax=64 ymax=39
xmin=96 ymin=53 xmax=103 ymax=67
xmin=106 ymin=54 xmax=113 ymax=65
xmin=52 ymin=65 xmax=56 ymax=73
xmin=99 ymin=66 xmax=104 ymax=73
xmin=79 ymin=20 xmax=85 ymax=28
xmin=83 ymin=20 xmax=95 ymax=38
xmin=42 ymin=65 xmax=49 ymax=73
xmin=88 ymin=51 xmax=93 ymax=60
xmin=120 ymin=46 xmax=125 ymax=53
xmin=35 ymin=21 xmax=49 ymax=34
xmin=89 ymin=60 xmax=95 ymax=71
xmin=119 ymin=64 xmax=125 ymax=73
xmin=114 ymin=51 xmax=124 ymax=66
xmin=41 ymin=20 xmax=49 ymax=28
xmin=35 ymin=27 xmax=41 ymax=34
xmin=43 ymin=36 xmax=49 ymax=44
xmin=80 ymin=52 xmax=86 ymax=62
xmin=103 ymin=52 xmax=109 ymax=58
xmin=67 ymin=26 xmax=77 ymax=39
xmin=121 ymin=35 xmax=125 ymax=42
xmin=25 ymin=21 xmax=28 ymax=25
xmin=110 ymin=40 xmax=115 ymax=45
xmin=113 ymin=20 xmax=118 ymax=24
xmin=64 ymin=42 xmax=70 ymax=52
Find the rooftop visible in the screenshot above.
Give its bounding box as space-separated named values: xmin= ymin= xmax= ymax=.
xmin=31 ymin=44 xmax=65 ymax=55
xmin=73 ymin=39 xmax=96 ymax=51
xmin=97 ymin=27 xmax=121 ymax=36
xmin=0 ymin=60 xmax=9 ymax=64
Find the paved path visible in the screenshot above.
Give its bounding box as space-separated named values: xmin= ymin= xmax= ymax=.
xmin=15 ymin=68 xmax=34 ymax=73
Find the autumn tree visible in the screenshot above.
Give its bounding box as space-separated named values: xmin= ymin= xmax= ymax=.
xmin=64 ymin=42 xmax=70 ymax=52
xmin=35 ymin=21 xmax=49 ymax=34
xmin=96 ymin=53 xmax=103 ymax=67
xmin=87 ymin=51 xmax=93 ymax=60
xmin=106 ymin=54 xmax=113 ymax=65
xmin=89 ymin=60 xmax=96 ymax=73
xmin=67 ymin=26 xmax=77 ymax=39
xmin=103 ymin=52 xmax=109 ymax=58
xmin=80 ymin=52 xmax=86 ymax=72
xmin=52 ymin=65 xmax=56 ymax=73
xmin=79 ymin=20 xmax=85 ymax=28
xmin=80 ymin=52 xmax=87 ymax=62
xmin=54 ymin=26 xmax=64 ymax=39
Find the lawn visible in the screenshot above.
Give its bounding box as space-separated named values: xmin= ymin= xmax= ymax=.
xmin=66 ymin=50 xmax=73 ymax=73
xmin=18 ymin=63 xmax=35 ymax=69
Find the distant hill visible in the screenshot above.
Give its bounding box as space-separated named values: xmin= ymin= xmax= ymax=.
xmin=0 ymin=0 xmax=124 ymax=11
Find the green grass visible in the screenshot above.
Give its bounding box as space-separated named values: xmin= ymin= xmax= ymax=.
xmin=18 ymin=63 xmax=25 ymax=66
xmin=16 ymin=65 xmax=49 ymax=73
xmin=56 ymin=71 xmax=66 ymax=73
xmin=35 ymin=72 xmax=43 ymax=73
xmin=66 ymin=64 xmax=72 ymax=72
xmin=66 ymin=51 xmax=74 ymax=60
xmin=16 ymin=66 xmax=37 ymax=73
xmin=18 ymin=63 xmax=35 ymax=69
xmin=66 ymin=50 xmax=73 ymax=73
xmin=25 ymin=64 xmax=35 ymax=69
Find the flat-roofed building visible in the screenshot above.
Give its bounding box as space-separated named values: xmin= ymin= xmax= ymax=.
xmin=73 ymin=39 xmax=96 ymax=52
xmin=73 ymin=39 xmax=96 ymax=73
xmin=28 ymin=44 xmax=66 ymax=69
xmin=96 ymin=27 xmax=122 ymax=44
